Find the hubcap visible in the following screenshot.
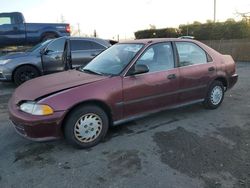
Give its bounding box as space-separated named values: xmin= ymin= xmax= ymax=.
xmin=74 ymin=113 xmax=102 ymax=143
xmin=20 ymin=71 xmax=36 ymax=82
xmin=210 ymin=86 xmax=223 ymax=105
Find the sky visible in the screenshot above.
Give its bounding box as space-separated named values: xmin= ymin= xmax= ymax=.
xmin=1 ymin=0 xmax=250 ymax=40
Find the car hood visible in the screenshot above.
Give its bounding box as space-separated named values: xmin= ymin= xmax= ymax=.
xmin=0 ymin=52 xmax=31 ymax=60
xmin=13 ymin=70 xmax=107 ymax=104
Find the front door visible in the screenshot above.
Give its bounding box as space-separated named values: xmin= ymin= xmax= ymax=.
xmin=122 ymin=42 xmax=180 ymax=118
xmin=41 ymin=37 xmax=65 ymax=74
xmin=175 ymin=41 xmax=217 ymax=103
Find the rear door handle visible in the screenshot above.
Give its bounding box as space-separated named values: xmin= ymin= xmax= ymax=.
xmin=167 ymin=74 xmax=176 ymax=80
xmin=208 ymin=67 xmax=215 ymax=72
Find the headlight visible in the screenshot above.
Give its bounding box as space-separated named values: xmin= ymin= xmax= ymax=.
xmin=0 ymin=59 xmax=10 ymax=65
xmin=20 ymin=101 xmax=54 ymax=115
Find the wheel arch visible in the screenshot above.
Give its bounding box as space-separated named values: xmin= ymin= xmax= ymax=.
xmin=12 ymin=64 xmax=41 ymax=81
xmin=61 ymin=99 xmax=113 ymax=131
xmin=40 ymin=31 xmax=59 ymax=42
xmin=214 ymin=76 xmax=228 ymax=90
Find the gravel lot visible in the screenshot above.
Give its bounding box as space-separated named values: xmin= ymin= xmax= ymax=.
xmin=0 ymin=62 xmax=249 ymax=188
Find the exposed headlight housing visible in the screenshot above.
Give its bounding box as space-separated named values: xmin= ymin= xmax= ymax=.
xmin=0 ymin=59 xmax=11 ymax=65
xmin=19 ymin=101 xmax=54 ymax=115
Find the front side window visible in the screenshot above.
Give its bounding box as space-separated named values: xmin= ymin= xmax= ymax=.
xmin=80 ymin=43 xmax=144 ymax=75
xmin=135 ymin=42 xmax=174 ymax=73
xmin=176 ymin=42 xmax=207 ymax=67
xmin=46 ymin=38 xmax=65 ymax=53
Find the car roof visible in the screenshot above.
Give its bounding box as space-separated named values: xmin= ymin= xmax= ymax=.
xmin=60 ymin=36 xmax=111 ymax=47
xmin=119 ymin=38 xmax=195 ymax=44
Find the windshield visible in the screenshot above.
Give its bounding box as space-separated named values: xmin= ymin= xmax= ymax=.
xmin=79 ymin=43 xmax=144 ymax=75
xmin=26 ymin=40 xmax=52 ymax=53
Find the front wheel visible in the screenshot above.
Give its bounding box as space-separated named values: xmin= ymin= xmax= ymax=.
xmin=203 ymin=81 xmax=224 ymax=109
xmin=64 ymin=105 xmax=109 ymax=148
xmin=42 ymin=33 xmax=57 ymax=42
xmin=13 ymin=65 xmax=40 ymax=85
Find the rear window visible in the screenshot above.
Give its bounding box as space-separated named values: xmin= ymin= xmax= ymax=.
xmin=0 ymin=17 xmax=11 ymax=25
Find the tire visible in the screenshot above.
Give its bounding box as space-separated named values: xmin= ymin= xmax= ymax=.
xmin=42 ymin=33 xmax=57 ymax=42
xmin=13 ymin=65 xmax=40 ymax=85
xmin=203 ymin=81 xmax=224 ymax=109
xmin=64 ymin=105 xmax=109 ymax=148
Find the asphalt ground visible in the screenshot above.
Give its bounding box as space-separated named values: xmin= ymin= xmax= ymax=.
xmin=0 ymin=62 xmax=249 ymax=188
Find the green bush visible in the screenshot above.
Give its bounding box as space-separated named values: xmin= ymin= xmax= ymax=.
xmin=135 ymin=28 xmax=180 ymax=39
xmin=134 ymin=20 xmax=250 ymax=40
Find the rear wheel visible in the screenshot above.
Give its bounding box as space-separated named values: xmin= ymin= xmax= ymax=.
xmin=13 ymin=65 xmax=40 ymax=85
xmin=42 ymin=33 xmax=57 ymax=42
xmin=203 ymin=81 xmax=224 ymax=109
xmin=64 ymin=105 xmax=109 ymax=148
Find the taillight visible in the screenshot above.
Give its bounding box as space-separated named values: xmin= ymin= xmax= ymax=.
xmin=66 ymin=24 xmax=71 ymax=33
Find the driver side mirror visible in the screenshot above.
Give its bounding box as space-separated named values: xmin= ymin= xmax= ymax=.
xmin=128 ymin=64 xmax=149 ymax=76
xmin=40 ymin=48 xmax=49 ymax=55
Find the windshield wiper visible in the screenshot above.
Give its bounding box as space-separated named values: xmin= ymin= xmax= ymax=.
xmin=82 ymin=68 xmax=103 ymax=75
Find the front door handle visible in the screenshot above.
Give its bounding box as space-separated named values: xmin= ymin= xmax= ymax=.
xmin=208 ymin=67 xmax=215 ymax=72
xmin=167 ymin=74 xmax=176 ymax=80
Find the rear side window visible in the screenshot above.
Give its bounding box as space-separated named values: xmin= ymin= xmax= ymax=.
xmin=71 ymin=40 xmax=106 ymax=51
xmin=176 ymin=42 xmax=207 ymax=67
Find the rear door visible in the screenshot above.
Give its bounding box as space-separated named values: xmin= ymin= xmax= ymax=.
xmin=175 ymin=41 xmax=217 ymax=103
xmin=42 ymin=37 xmax=66 ymax=73
xmin=71 ymin=40 xmax=106 ymax=68
xmin=122 ymin=42 xmax=180 ymax=118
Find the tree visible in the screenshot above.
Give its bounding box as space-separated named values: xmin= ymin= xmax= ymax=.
xmin=236 ymin=11 xmax=250 ymax=23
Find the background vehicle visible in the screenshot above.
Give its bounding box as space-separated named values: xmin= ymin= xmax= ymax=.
xmin=0 ymin=12 xmax=70 ymax=47
xmin=0 ymin=37 xmax=111 ymax=85
xmin=9 ymin=38 xmax=238 ymax=148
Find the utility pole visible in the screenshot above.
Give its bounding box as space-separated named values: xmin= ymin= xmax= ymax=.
xmin=214 ymin=0 xmax=216 ymax=22
xmin=77 ymin=23 xmax=80 ymax=36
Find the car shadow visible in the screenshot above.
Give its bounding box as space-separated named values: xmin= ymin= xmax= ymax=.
xmin=103 ymin=103 xmax=205 ymax=142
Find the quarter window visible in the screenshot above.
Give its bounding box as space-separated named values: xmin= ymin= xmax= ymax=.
xmin=176 ymin=42 xmax=207 ymax=66
xmin=136 ymin=42 xmax=174 ymax=73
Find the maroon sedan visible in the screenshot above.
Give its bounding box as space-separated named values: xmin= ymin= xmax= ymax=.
xmin=8 ymin=38 xmax=238 ymax=148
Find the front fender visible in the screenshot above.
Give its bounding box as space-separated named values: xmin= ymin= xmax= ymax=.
xmin=37 ymin=77 xmax=123 ymax=121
